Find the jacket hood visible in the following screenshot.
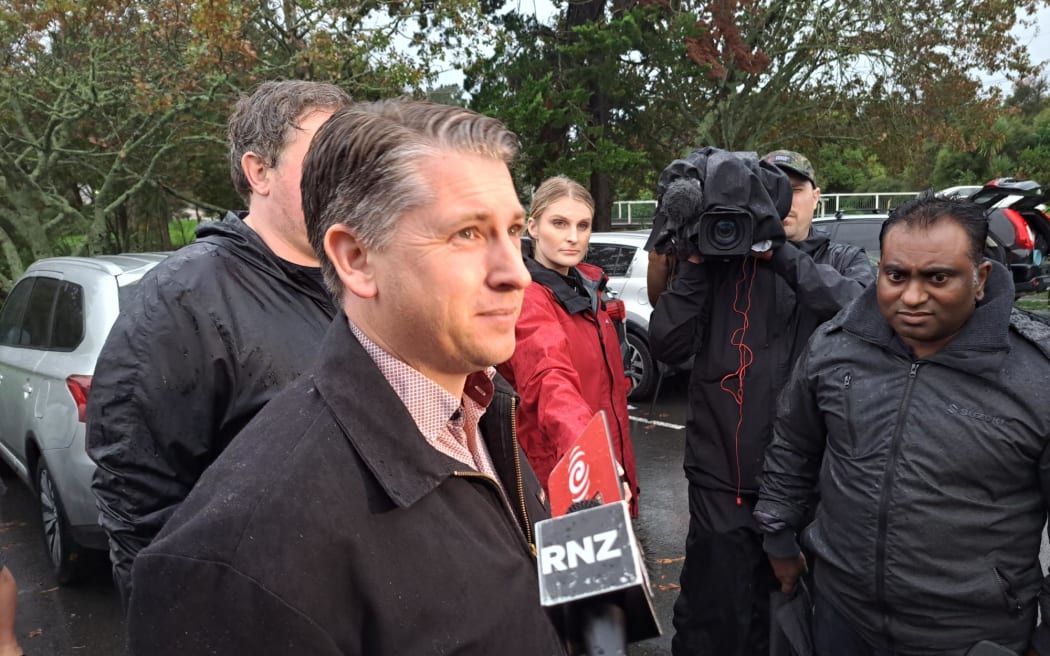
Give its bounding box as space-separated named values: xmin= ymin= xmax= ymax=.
xmin=835 ymin=259 xmax=1014 ymax=377
xmin=525 ymin=257 xmax=605 ymax=316
xmin=195 ymin=211 xmax=330 ymax=305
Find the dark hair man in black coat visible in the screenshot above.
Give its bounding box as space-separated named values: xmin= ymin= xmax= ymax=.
xmin=125 ymin=100 xmax=567 ymax=655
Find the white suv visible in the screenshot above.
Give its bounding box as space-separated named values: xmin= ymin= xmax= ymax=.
xmin=582 ymin=230 xmax=659 ymax=401
xmin=0 ymin=253 xmax=166 ymax=584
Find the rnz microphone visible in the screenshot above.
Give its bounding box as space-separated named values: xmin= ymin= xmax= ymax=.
xmin=536 ymin=413 xmax=660 ymax=656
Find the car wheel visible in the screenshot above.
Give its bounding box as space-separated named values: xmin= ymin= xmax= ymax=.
xmin=37 ymin=459 xmax=87 ymax=585
xmin=625 ymin=331 xmax=656 ymax=402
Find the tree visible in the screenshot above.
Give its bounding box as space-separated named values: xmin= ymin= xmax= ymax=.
xmin=0 ymin=0 xmax=491 ymax=293
xmin=466 ymin=0 xmax=1049 ymax=222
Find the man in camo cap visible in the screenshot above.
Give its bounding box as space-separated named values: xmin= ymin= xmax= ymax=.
xmin=763 ymin=150 xmax=820 ymax=242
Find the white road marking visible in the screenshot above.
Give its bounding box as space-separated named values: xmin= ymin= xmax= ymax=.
xmin=629 ymin=415 xmax=685 ymax=430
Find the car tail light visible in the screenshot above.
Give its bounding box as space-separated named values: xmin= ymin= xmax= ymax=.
xmin=1003 ymin=209 xmax=1035 ymax=250
xmin=66 ymin=375 xmax=92 ymax=423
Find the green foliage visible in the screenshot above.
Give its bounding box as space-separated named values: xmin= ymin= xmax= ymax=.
xmin=929 ymin=147 xmax=988 ymax=190
xmin=468 ymin=0 xmax=1049 ymax=230
xmin=0 ymin=0 xmax=490 ymax=293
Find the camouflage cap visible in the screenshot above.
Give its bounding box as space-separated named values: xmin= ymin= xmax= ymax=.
xmin=763 ymin=150 xmax=816 ymax=187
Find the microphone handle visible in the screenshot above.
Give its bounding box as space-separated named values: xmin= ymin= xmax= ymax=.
xmin=579 ymin=600 xmax=628 ymax=656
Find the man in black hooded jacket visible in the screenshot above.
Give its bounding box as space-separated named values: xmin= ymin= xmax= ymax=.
xmin=756 ymin=193 xmax=1050 ymax=656
xmin=86 ymin=80 xmax=350 ymax=605
xmin=648 ymin=150 xmax=873 ymax=655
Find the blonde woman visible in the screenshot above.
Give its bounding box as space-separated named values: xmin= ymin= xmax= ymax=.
xmin=498 ymin=176 xmax=638 ymax=516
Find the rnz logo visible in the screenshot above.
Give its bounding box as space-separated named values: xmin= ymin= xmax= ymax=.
xmin=540 ymin=530 xmax=623 ymax=575
xmin=567 ymin=446 xmax=590 ymax=503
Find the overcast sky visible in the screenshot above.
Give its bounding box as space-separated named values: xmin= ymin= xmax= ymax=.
xmin=982 ymin=4 xmax=1050 ymax=91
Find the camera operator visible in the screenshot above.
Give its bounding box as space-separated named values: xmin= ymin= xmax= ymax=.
xmin=647 ymin=149 xmax=874 ymax=656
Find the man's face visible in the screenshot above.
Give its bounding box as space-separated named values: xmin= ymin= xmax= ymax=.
xmin=268 ymin=109 xmax=334 ymax=260
xmin=877 ymin=219 xmax=991 ymax=359
xmin=365 ymin=152 xmax=530 ymax=390
xmin=782 ymin=172 xmax=820 ymax=242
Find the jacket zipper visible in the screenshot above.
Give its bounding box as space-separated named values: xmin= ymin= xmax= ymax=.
xmin=450 ymin=397 xmax=534 ymax=556
xmin=875 ymin=361 xmax=921 ymax=635
xmin=589 ymin=307 xmax=630 ymax=491
xmin=843 ymin=373 xmax=858 ymax=448
xmin=511 ymin=396 xmax=534 ymax=550
xmin=992 ymin=566 xmax=1024 ymax=615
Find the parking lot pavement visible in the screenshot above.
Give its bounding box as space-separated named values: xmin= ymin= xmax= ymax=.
xmin=0 ymin=468 xmax=126 ymax=655
xmin=628 ymin=373 xmax=691 ymax=655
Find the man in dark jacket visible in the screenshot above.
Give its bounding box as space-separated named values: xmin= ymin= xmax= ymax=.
xmin=125 ymin=100 xmax=567 ymax=654
xmin=86 ymin=80 xmax=351 ymax=604
xmin=756 ymin=192 xmax=1050 ymax=656
xmin=649 ymin=150 xmax=873 ymax=655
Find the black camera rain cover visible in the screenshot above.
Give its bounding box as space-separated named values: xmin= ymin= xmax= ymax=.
xmin=648 ymin=147 xmax=793 ymax=256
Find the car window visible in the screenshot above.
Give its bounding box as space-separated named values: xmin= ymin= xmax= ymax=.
xmin=50 ymin=281 xmax=85 ymax=350
xmin=0 ymin=278 xmax=35 ymax=346
xmin=585 ymin=244 xmax=636 ymax=278
xmin=833 ymin=222 xmax=882 ymax=256
xmin=21 ymin=277 xmax=60 ymax=349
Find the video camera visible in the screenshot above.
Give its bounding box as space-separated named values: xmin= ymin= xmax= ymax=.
xmin=648 ymin=148 xmax=793 ymax=259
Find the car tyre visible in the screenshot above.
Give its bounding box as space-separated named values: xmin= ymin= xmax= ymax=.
xmin=37 ymin=459 xmax=88 ymax=585
xmin=625 ymin=331 xmax=656 ymax=402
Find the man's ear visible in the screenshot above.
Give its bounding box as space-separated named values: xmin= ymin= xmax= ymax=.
xmin=812 ymin=186 xmax=822 ymax=211
xmin=241 ymin=152 xmax=272 ymax=197
xmin=975 ymin=259 xmax=993 ymax=300
xmin=325 ymin=224 xmax=377 ymax=299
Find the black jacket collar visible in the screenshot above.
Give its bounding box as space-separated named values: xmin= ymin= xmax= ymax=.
xmin=311 ymin=312 xmax=518 ymax=508
xmin=196 ymin=211 xmax=332 ymax=308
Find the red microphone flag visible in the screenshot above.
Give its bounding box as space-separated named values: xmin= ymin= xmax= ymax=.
xmin=547 ymin=410 xmax=624 ymax=517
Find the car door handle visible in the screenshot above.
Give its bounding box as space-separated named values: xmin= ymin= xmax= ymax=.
xmin=22 ymin=382 xmax=32 ymax=396
xmin=606 ymin=289 xmax=620 ymax=298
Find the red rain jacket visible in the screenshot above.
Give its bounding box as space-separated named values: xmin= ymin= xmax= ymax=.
xmin=498 ymin=259 xmax=638 ymax=516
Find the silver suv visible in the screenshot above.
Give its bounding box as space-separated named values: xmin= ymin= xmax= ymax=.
xmin=0 ymin=253 xmax=166 ymax=584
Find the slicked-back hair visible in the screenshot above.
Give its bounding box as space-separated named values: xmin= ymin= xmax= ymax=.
xmin=300 ymin=99 xmax=520 ymax=298
xmin=227 ymin=80 xmax=352 ymax=203
xmin=880 ymin=190 xmax=989 ymax=266
xmin=529 ymin=176 xmax=594 ymax=223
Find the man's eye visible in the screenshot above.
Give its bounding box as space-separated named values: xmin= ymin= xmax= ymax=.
xmin=931 ymin=273 xmax=949 ymax=284
xmin=885 ymin=271 xmax=904 ymax=282
xmin=458 ymin=227 xmax=479 ymax=239
xmin=509 ymin=224 xmax=524 ymax=237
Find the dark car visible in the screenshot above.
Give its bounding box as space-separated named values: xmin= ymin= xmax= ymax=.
xmin=813 ymin=181 xmax=1050 ymax=298
xmin=968 ymin=178 xmax=1050 ymax=295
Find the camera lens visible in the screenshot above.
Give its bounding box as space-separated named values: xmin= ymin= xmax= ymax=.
xmin=712 ymin=217 xmax=741 ymax=247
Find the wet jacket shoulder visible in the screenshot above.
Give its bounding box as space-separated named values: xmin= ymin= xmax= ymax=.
xmin=86 ymin=212 xmax=336 ymax=599
xmin=127 ymin=314 xmax=565 ymax=656
xmin=756 ymin=263 xmax=1050 ymax=653
xmin=497 ymin=259 xmax=638 ymax=513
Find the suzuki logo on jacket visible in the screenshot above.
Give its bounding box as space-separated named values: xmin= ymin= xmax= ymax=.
xmin=946 ymin=403 xmax=1006 ymax=426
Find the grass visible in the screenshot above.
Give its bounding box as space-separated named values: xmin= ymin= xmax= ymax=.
xmin=1016 ymin=293 xmax=1049 ymax=316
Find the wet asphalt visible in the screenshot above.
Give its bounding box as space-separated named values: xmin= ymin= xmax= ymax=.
xmin=0 ymin=374 xmax=695 ymax=656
